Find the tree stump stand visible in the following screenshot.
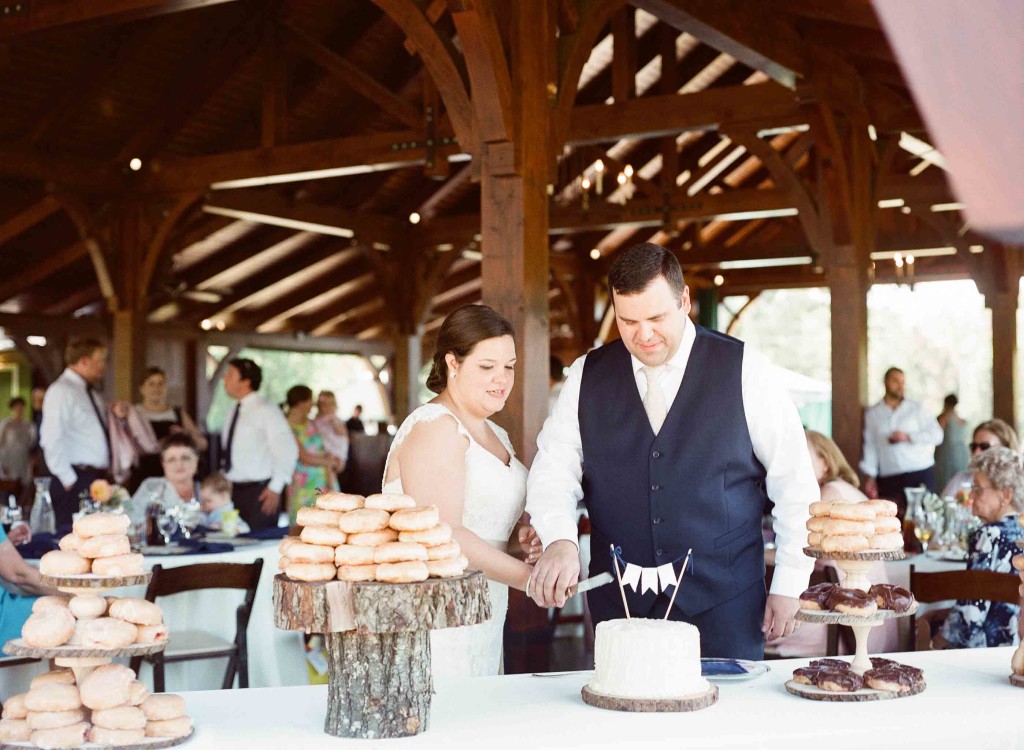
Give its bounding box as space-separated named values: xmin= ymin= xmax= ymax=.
xmin=273 ymin=571 xmax=491 ymax=739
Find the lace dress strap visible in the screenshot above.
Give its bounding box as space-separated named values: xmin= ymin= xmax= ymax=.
xmin=382 ymin=403 xmax=471 ymax=490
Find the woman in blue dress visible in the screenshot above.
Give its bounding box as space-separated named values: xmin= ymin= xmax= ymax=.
xmin=0 ymin=524 xmax=52 ymax=645
xmin=935 ymin=446 xmax=1024 ymax=649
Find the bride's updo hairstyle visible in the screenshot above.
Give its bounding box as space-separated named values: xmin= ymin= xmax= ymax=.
xmin=426 ymin=304 xmax=515 ymax=394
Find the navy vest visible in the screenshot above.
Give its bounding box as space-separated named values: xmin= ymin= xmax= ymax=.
xmin=579 ymin=326 xmax=767 ymax=622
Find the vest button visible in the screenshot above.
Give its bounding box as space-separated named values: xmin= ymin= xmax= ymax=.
xmin=651 ymin=484 xmax=661 ymax=491
xmin=652 ymin=451 xmax=661 ymax=459
xmin=652 ymin=517 xmax=662 ymax=525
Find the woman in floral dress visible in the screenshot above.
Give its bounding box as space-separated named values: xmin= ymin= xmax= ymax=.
xmin=284 ymin=385 xmax=339 ymax=523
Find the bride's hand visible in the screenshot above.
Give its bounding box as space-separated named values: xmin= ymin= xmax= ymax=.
xmin=517 ymin=525 xmax=542 ymax=563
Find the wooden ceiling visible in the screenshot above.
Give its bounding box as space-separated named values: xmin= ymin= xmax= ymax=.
xmin=0 ymin=0 xmax=996 ymax=359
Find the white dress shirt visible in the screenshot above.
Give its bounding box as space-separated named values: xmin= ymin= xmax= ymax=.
xmin=40 ymin=368 xmax=110 ymax=488
xmin=526 ymin=319 xmax=817 ymax=598
xmin=860 ymin=398 xmax=943 ymax=478
xmin=221 ymin=392 xmax=299 ymax=494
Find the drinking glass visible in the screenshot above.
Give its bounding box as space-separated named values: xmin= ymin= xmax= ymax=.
xmin=157 ymin=513 xmax=179 ymax=546
xmin=913 ymin=504 xmax=942 ymax=553
xmin=178 ymin=501 xmax=202 ymax=540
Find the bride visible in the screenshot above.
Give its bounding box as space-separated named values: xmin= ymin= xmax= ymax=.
xmin=383 ymin=304 xmax=534 ymax=676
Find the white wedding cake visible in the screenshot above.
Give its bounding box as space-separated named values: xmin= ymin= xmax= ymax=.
xmin=587 ymin=618 xmax=709 ymax=699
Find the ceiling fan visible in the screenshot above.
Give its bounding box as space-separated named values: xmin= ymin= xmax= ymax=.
xmin=163 ymin=280 xmax=230 ymax=305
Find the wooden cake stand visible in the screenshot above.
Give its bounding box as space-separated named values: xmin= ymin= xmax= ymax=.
xmin=581 ymin=683 xmax=718 ymax=712
xmin=786 ymin=546 xmax=926 ymax=702
xmin=274 ymin=571 xmax=491 ymax=739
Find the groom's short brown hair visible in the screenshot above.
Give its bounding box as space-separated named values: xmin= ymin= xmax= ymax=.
xmin=608 ymin=242 xmax=685 ymax=302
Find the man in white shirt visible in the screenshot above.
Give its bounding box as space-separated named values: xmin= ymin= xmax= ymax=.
xmin=219 ymin=359 xmax=298 ymax=529
xmin=860 ymin=367 xmax=943 ymax=512
xmin=526 ymin=243 xmax=816 ymax=659
xmin=40 ymin=338 xmax=112 ymax=527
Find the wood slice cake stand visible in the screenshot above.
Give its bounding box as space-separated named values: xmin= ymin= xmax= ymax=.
xmin=581 ymin=683 xmax=718 ymax=712
xmin=785 ymin=678 xmax=925 ymax=702
xmin=273 ymin=571 xmax=491 ymax=740
xmin=0 ymin=734 xmax=193 ymax=750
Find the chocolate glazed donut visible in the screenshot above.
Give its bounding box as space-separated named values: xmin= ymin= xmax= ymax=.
xmin=824 ymin=587 xmax=877 ymax=613
xmin=815 ymin=669 xmax=864 ymax=692
xmin=799 ymin=582 xmax=838 ymax=610
xmin=868 ymin=584 xmax=915 ymax=613
xmin=864 ymin=667 xmax=922 ymax=693
xmin=792 ymin=667 xmax=823 ymax=685
xmin=809 ymin=658 xmax=850 ymax=670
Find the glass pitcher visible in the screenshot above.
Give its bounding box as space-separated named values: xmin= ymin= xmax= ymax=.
xmin=29 ymin=477 xmax=56 ymax=535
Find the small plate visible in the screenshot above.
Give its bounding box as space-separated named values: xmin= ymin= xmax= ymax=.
xmin=927 ymin=549 xmax=969 ymax=562
xmin=701 ymin=658 xmax=769 ymax=682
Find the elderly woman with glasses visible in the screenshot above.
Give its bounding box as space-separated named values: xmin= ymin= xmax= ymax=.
xmin=932 ymin=446 xmax=1024 ymax=649
xmin=941 ymin=418 xmax=1019 ymax=499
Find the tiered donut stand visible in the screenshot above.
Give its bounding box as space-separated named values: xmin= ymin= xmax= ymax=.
xmin=2 ymin=572 xmax=192 ymax=749
xmin=273 ymin=571 xmax=490 ymax=739
xmin=785 ymin=547 xmax=925 ymax=702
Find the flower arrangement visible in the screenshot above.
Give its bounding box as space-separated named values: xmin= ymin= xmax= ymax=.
xmin=79 ymin=479 xmax=131 ymax=514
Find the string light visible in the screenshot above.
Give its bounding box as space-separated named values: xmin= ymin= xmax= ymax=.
xmin=590 ymin=248 xmax=601 ymax=260
xmin=593 ymin=159 xmax=605 ymax=195
xmin=408 ymin=212 xmax=421 ymax=224
xmin=129 ymin=158 xmax=142 ymax=171
xmin=713 ymin=275 xmax=724 ymax=287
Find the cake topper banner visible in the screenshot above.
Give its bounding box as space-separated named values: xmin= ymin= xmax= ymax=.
xmin=611 ymin=547 xmax=693 ymax=596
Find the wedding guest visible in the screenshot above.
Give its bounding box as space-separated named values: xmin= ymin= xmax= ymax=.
xmin=132 ymin=367 xmax=207 ymax=488
xmin=934 ymin=394 xmax=970 ymax=492
xmin=0 ymin=397 xmax=36 ymax=489
xmin=933 ymin=447 xmax=1023 ymax=649
xmin=219 ymin=358 xmax=297 ymax=529
xmin=941 ymin=419 xmax=1020 ymax=498
xmin=129 ymin=433 xmax=201 ymax=525
xmin=345 ymin=405 xmax=365 ymax=434
xmin=40 ymin=338 xmax=112 ymax=527
xmin=383 ymin=304 xmax=534 ymax=676
xmin=285 ymin=385 xmax=338 ymax=523
xmin=0 ymin=522 xmax=55 ymax=644
xmin=199 ymin=473 xmax=248 ymax=533
xmin=313 ymin=390 xmax=348 ymax=473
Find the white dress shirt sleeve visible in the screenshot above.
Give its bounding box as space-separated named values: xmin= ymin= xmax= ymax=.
xmin=525 ymin=355 xmax=587 ymax=549
xmin=860 ymin=405 xmax=881 ymax=478
xmin=911 ymin=402 xmax=943 ymax=446
xmin=741 ymin=348 xmax=816 ymax=598
xmin=266 ymin=406 xmax=300 ymax=494
xmin=40 ymin=384 xmax=76 ymax=488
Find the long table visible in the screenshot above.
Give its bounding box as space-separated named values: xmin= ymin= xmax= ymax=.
xmin=178 ymin=647 xmax=1022 ymax=749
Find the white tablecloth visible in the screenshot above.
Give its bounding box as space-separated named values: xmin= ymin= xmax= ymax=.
xmin=178 ymin=647 xmax=1023 ymax=750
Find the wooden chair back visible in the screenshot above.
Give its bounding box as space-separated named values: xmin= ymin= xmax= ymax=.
xmin=909 ymin=566 xmax=1021 ymax=650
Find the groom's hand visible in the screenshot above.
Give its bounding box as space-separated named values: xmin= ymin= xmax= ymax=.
xmin=762 ymin=594 xmax=800 ymax=641
xmin=531 ymin=540 xmax=580 ymax=608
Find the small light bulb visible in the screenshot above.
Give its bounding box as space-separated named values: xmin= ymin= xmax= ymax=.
xmin=594 ymin=159 xmax=605 ymax=173
xmin=590 ymin=248 xmax=601 ymax=260
xmin=617 ymin=172 xmax=627 ymax=186
xmin=409 ymin=212 xmax=421 ymax=224
xmin=215 ymin=320 xmax=226 ymax=330
xmin=581 ymin=178 xmax=591 ymax=190
xmin=900 ymin=206 xmax=912 ymax=214
xmin=129 ymin=158 xmax=142 ymax=171
xmin=713 ymin=274 xmax=724 ymax=287
xmin=624 ymin=164 xmax=634 ymax=178
xmin=200 ymin=319 xmax=213 ymax=331
xmin=906 ymin=254 xmax=915 ymax=265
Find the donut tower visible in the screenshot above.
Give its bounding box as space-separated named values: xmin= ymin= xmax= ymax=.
xmin=1 ymin=512 xmax=193 ymax=748
xmin=273 ymin=491 xmax=491 ymax=740
xmin=785 ymin=499 xmax=927 ymax=702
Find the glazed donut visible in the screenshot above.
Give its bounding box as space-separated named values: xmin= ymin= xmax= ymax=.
xmin=869 ymin=584 xmax=914 ymax=613
xmin=373 ymin=542 xmax=428 ymax=564
xmin=91 ymin=705 xmax=147 ymax=730
xmin=791 ymin=667 xmax=822 ymax=685
xmin=26 ymin=709 xmax=87 ymax=730
xmin=829 ymin=502 xmax=876 ymax=521
xmin=0 ymin=719 xmax=30 ymax=742
xmin=338 ymin=508 xmax=391 ymax=534
xmin=72 ymin=512 xmax=130 ymax=539
xmin=873 ymin=516 xmax=902 ymax=534
xmin=81 ymin=617 xmax=138 ymax=649
xmin=825 ymin=587 xmax=878 ymax=616
xmin=39 ymin=550 xmax=90 ymax=576
xmin=815 ymin=669 xmax=863 ymax=692
xmin=108 ymin=598 xmax=163 ymax=626
xmin=300 ymin=525 xmax=348 ymax=547
xmin=135 ymin=623 xmax=169 ymax=644
xmin=315 ymin=492 xmax=364 ymax=512
xmin=375 ymin=560 xmax=429 ymax=583
xmin=868 ymin=532 xmax=904 ymax=551
xmin=3 ymin=694 xmax=27 ymax=719
xmin=91 ymin=553 xmax=144 ymax=576
xmin=68 ymin=594 xmax=107 ymax=619
xmin=808 ymin=658 xmax=849 ymax=670
xmin=798 ymin=582 xmax=837 ymax=611
xmin=334 ymin=545 xmax=376 ymax=566
xmin=58 ymin=534 xmax=84 ymax=553
xmin=820 ymin=534 xmax=869 ymax=553
xmin=426 ymin=556 xmax=466 ymax=578
xmin=805 ymin=516 xmax=829 ymax=533
xmin=279 ymin=536 xmax=301 ymax=556
xmin=1012 ymin=644 xmax=1024 ymax=676
xmin=141 ymin=694 xmax=186 ymax=721
xmin=127 ymin=681 xmax=149 ymax=706
xmin=32 ymin=596 xmax=70 ymax=614
xmin=807 ymin=532 xmax=823 ymax=548
xmin=822 ymin=518 xmax=875 ymax=536
xmin=22 ymin=608 xmax=76 ymax=648
xmin=863 ymin=499 xmax=898 ymax=517
xmin=79 ymin=533 xmax=130 ymax=559
xmin=389 ymin=506 xmax=439 ymax=532
xmin=145 ymin=716 xmax=193 ymax=739
xmin=24 ymin=685 xmax=81 ymax=713
xmin=89 ymin=726 xmax=146 ymax=745
xmin=347 ymin=529 xmax=398 ymax=547
xmin=78 ymin=664 xmax=134 ymax=710
xmin=285 ymin=542 xmax=336 ymax=564
xmin=337 ymin=564 xmax=378 ymax=582
xmin=863 ymin=667 xmax=918 ymax=693
xmin=295 ymin=507 xmax=343 ymax=528
xmin=364 ymin=493 xmax=417 ymax=512
xmin=809 ymin=501 xmax=835 ymax=517
xmin=30 ymin=721 xmax=89 ymax=749
xmin=284 ymin=562 xmax=336 ymax=582
xmin=399 ymin=523 xmax=452 ymax=546
xmin=426 ymin=540 xmax=461 ymax=561
xmin=30 ymin=671 xmax=75 ymax=690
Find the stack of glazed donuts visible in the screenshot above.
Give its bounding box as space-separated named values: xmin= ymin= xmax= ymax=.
xmin=279 ymin=492 xmax=469 ymax=584
xmin=791 ymin=657 xmax=924 ymax=694
xmin=0 ymin=666 xmax=192 ymax=745
xmin=806 ymin=499 xmax=903 ymax=552
xmin=20 ymin=595 xmax=166 ymax=650
xmin=39 ymin=513 xmax=144 ymax=578
xmin=798 ymin=582 xmax=915 ymax=617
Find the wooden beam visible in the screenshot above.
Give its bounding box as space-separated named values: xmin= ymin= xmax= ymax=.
xmin=0 ymin=146 xmax=123 ymax=191
xmin=0 ymin=241 xmax=89 ymax=305
xmin=260 ymin=23 xmax=288 ymax=149
xmin=178 ymin=225 xmax=296 ymax=288
xmin=0 ymin=0 xmax=240 ymax=39
xmin=611 ymin=6 xmax=637 ymax=102
xmin=0 ymin=195 xmax=61 ymax=245
xmin=261 ymin=272 xmax=377 ymax=333
xmin=281 ymin=23 xmax=423 ymax=129
xmin=776 ymin=0 xmax=880 ymax=29
xmin=802 ymin=21 xmax=895 ymax=64
xmin=451 ymin=6 xmax=514 ymax=144
xmin=633 ymin=0 xmax=803 ymax=88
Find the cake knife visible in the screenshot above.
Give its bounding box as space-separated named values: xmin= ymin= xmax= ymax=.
xmin=567 ymin=571 xmax=614 ymax=596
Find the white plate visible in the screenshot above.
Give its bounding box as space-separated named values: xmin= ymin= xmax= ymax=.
xmin=701 ymin=658 xmax=769 ymax=682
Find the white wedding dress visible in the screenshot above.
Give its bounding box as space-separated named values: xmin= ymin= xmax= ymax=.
xmin=383 ymin=403 xmax=527 ymax=677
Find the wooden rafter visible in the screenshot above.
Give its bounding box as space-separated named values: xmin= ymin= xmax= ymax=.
xmin=0 ymin=241 xmax=90 ymax=305
xmin=0 ymin=196 xmax=61 ymax=246
xmin=0 ymin=0 xmax=241 ymax=39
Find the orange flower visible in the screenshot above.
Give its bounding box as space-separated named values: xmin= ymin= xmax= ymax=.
xmin=89 ymin=479 xmax=114 ymax=503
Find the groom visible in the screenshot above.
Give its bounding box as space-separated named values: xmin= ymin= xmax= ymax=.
xmin=525 ymin=242 xmax=816 ymax=659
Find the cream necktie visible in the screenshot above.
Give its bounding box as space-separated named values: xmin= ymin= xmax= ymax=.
xmin=642 ymin=366 xmax=667 ymax=435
